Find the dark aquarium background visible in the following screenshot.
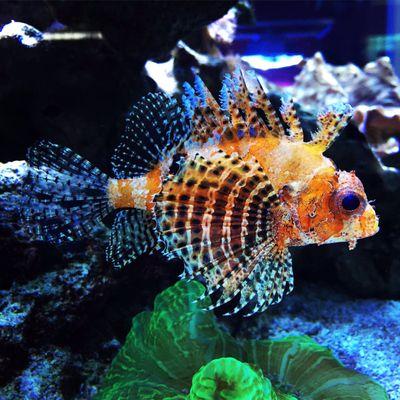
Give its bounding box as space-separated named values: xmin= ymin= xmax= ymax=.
xmin=0 ymin=1 xmax=399 ymax=399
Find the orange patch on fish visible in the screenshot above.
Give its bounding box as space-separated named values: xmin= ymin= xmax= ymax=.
xmin=108 ymin=179 xmax=136 ymax=208
xmin=145 ymin=165 xmax=162 ymax=210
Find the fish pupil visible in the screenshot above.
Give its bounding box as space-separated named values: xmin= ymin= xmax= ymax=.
xmin=341 ymin=193 xmax=360 ymax=211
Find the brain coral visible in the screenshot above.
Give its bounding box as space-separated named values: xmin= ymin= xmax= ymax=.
xmin=95 ymin=280 xmax=388 ymax=400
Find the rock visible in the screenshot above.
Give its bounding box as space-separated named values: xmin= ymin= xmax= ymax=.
xmin=0 ymin=161 xmax=28 ymax=191
xmin=290 ymin=53 xmax=400 ymax=111
xmin=0 ymin=347 xmax=70 ymax=400
xmin=291 ymin=52 xmax=349 ymax=111
xmin=353 ymin=105 xmax=400 ymax=169
xmin=0 ymin=235 xmax=182 ymax=397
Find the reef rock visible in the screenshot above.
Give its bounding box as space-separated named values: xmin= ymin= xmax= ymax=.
xmin=353 ymin=105 xmax=400 ymax=169
xmin=291 ymin=53 xmax=400 ymax=111
xmin=291 ymin=52 xmax=349 ymax=111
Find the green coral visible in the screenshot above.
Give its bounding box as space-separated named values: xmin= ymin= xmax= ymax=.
xmin=189 ymin=357 xmax=274 ymax=400
xmin=95 ymin=281 xmax=388 ymax=400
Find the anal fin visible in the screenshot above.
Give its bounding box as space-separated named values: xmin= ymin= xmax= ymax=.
xmin=107 ymin=209 xmax=158 ymax=268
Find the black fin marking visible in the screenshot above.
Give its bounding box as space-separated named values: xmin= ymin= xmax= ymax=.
xmin=19 ymin=140 xmax=111 ymax=244
xmin=111 ymin=92 xmax=190 ymax=178
xmin=106 ymin=209 xmax=158 ymax=268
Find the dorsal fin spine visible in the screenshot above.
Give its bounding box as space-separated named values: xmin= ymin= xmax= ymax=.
xmin=308 ymin=103 xmax=353 ymax=152
xmin=181 ymin=95 xmax=193 ymax=119
xmin=219 ymin=82 xmax=229 ymax=111
xmin=279 ymin=96 xmax=304 ymax=141
xmin=182 ymin=82 xmax=197 ymax=119
xmin=194 ymin=75 xmax=207 ymax=107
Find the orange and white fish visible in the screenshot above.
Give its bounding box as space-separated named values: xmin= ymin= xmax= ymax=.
xmin=9 ymin=68 xmax=379 ymax=316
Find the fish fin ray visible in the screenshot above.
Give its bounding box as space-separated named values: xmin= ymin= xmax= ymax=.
xmin=27 ymin=140 xmax=108 ymax=183
xmin=112 ymin=92 xmax=190 ymax=178
xmin=19 ymin=141 xmax=111 ymax=243
xmin=309 ymin=103 xmax=353 ymax=152
xmin=155 ymin=150 xmax=284 ymax=315
xmin=279 ymin=97 xmax=304 ymax=141
xmin=106 ymin=209 xmax=158 ymax=268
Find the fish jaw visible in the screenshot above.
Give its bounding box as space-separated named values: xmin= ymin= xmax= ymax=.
xmin=343 ymin=204 xmax=379 ymax=243
xmin=354 ymin=203 xmax=380 ymax=239
xmin=321 ymin=204 xmax=379 ymax=248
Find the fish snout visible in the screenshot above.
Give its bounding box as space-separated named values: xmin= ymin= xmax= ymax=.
xmin=357 ymin=204 xmax=379 ymax=239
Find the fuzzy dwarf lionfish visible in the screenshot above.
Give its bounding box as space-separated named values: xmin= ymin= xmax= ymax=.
xmin=6 ymin=69 xmax=379 ymax=316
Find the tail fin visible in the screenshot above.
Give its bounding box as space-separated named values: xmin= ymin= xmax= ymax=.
xmin=17 ymin=140 xmax=112 ymax=244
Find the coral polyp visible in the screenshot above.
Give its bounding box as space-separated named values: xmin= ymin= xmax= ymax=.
xmin=189 ymin=357 xmax=273 ymax=400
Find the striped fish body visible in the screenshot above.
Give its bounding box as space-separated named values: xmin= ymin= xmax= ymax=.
xmin=106 ymin=68 xmax=378 ymax=314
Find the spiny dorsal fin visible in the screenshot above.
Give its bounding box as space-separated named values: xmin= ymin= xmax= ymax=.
xmin=112 ymin=92 xmax=190 ymax=178
xmin=308 ymin=103 xmax=353 ymax=152
xmin=154 ymin=150 xmax=293 ymax=315
xmin=279 ymin=96 xmax=304 ymax=141
xmin=182 ymin=68 xmax=352 ymax=156
xmin=183 ymin=68 xmax=289 ymax=145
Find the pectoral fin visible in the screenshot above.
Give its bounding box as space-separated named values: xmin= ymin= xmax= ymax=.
xmin=154 ymin=150 xmax=293 ymax=315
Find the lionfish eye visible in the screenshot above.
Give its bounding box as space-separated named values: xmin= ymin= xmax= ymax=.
xmin=334 ymin=190 xmax=365 ymax=216
xmin=341 ymin=193 xmax=360 ymax=211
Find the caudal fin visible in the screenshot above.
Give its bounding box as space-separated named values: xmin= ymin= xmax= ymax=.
xmin=17 ymin=140 xmax=112 ymax=244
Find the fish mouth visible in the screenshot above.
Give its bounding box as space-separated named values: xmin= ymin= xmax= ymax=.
xmin=364 ymin=218 xmax=379 ymax=238
xmin=326 ymin=206 xmax=379 ymax=247
xmin=346 ymin=218 xmax=379 ymax=250
xmin=359 ymin=206 xmax=380 ymax=239
xmin=343 ymin=203 xmax=379 ymax=241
